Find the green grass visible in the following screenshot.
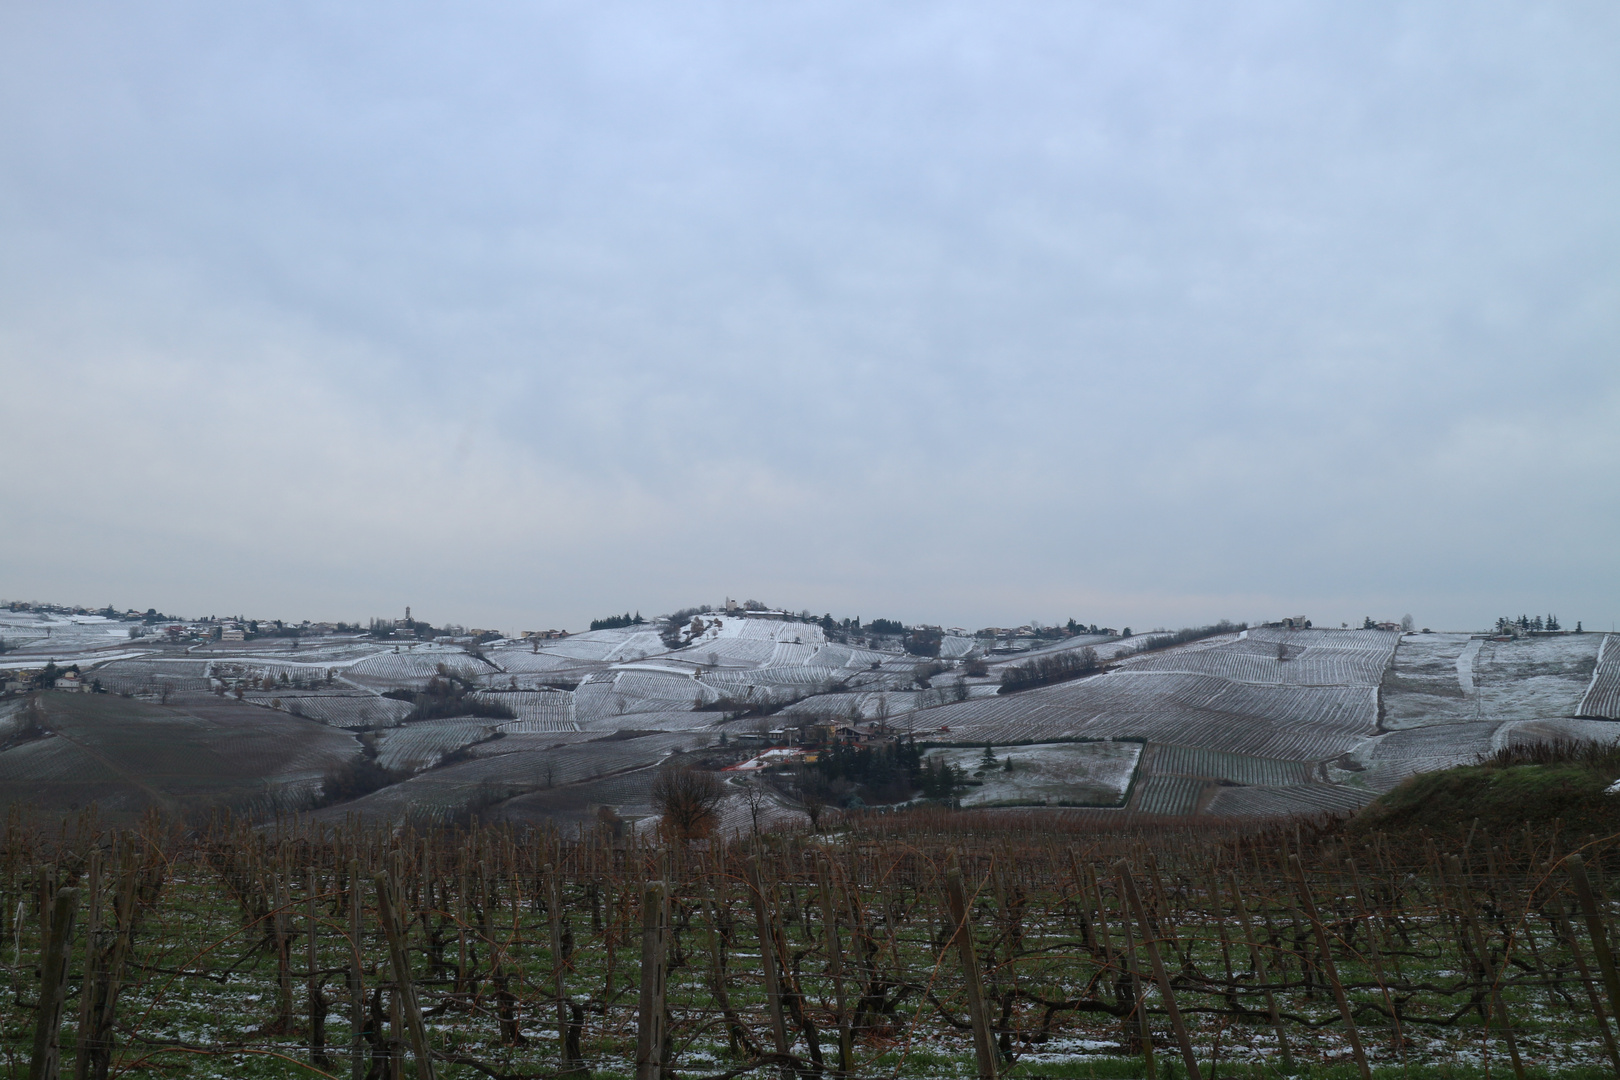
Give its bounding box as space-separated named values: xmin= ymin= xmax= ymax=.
xmin=1000 ymin=1059 xmax=1616 ymax=1080
xmin=1354 ymin=739 xmax=1620 ymax=837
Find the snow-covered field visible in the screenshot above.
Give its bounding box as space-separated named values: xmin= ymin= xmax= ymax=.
xmin=5 ymin=607 xmax=1616 ymax=826
xmin=927 ymin=740 xmax=1141 ymax=807
xmin=1361 ymin=631 xmax=1613 ymax=792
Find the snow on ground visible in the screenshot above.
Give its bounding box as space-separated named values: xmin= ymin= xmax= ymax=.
xmin=925 ymin=741 xmax=1141 ymax=808
xmin=0 ymin=650 xmax=151 ymax=671
xmin=373 ymin=718 xmax=501 ymax=772
xmin=1381 ymin=633 xmax=1478 ymax=729
xmin=7 ymin=611 xmax=1615 ymax=824
xmin=1473 ymin=633 xmax=1600 ymax=720
xmin=1579 ymin=634 xmax=1620 ymax=719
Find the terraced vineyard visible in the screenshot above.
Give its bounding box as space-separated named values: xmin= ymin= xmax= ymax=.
xmin=4 ymin=609 xmax=1617 ymax=830
xmin=1146 ymin=744 xmax=1315 ymax=787
xmin=0 ymin=693 xmax=360 ymax=822
xmin=1578 ymin=634 xmax=1620 ymax=719
xmin=373 ymin=719 xmax=503 ymax=772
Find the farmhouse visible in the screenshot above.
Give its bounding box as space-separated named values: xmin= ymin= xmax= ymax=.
xmin=724 ymin=746 xmax=806 ymax=772
xmin=833 ymin=722 xmax=887 ymax=744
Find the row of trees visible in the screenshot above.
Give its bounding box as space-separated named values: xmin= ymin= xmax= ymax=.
xmin=1127 ymin=620 xmax=1242 ymax=655
xmin=999 ymin=646 xmax=1101 ymax=693
xmin=1496 ymin=614 xmax=1574 ymax=634
xmin=589 ymin=612 xmax=644 ymax=631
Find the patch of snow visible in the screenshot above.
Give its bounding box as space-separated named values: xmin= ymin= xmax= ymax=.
xmin=1456 ymin=637 xmax=1481 ymax=695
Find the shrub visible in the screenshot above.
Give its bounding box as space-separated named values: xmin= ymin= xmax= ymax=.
xmin=317 ymin=756 xmax=404 ymax=805
xmin=904 ymin=628 xmax=942 ymax=657
xmin=401 ymin=668 xmax=516 ymax=722
xmin=1478 ymin=738 xmax=1620 ymax=771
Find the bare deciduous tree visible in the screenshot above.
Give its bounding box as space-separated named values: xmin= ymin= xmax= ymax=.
xmin=740 ymin=778 xmax=768 ymax=835
xmin=791 ymin=766 xmax=834 ymax=831
xmin=650 ymin=765 xmax=726 ymax=842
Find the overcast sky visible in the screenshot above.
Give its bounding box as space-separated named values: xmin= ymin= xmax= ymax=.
xmin=2 ymin=2 xmax=1616 ymax=634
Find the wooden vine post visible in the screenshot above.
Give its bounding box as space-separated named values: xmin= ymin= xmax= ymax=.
xmin=1087 ymin=859 xmax=1155 ymax=1077
xmin=273 ymin=867 xmax=295 ymax=1033
xmin=1116 ymin=863 xmax=1201 ymax=1080
xmin=548 ymin=865 xmax=588 ymax=1079
xmin=1567 ymin=854 xmax=1620 ymax=1027
xmin=71 ymin=850 xmax=103 ymax=1080
xmin=746 ymin=855 xmax=793 ymax=1080
xmin=374 ymin=872 xmax=436 ymax=1080
xmin=1289 ymin=854 xmax=1370 ymax=1080
xmin=1446 ymin=855 xmax=1526 ymax=1080
xmin=1225 ymin=871 xmax=1292 ymax=1071
xmin=307 ymin=868 xmax=330 ymax=1068
xmin=699 ymin=873 xmax=759 ymax=1060
xmin=29 ymin=887 xmax=79 ymax=1080
xmin=1541 ymin=873 xmax=1620 ymax=1073
xmin=816 ymin=858 xmax=854 ymax=1077
xmin=636 ymin=879 xmax=670 ymax=1080
xmin=346 ymin=861 xmax=367 ymax=1080
xmin=943 ymin=855 xmax=999 ymax=1080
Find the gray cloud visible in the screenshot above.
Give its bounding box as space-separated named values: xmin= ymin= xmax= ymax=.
xmin=2 ymin=2 xmax=1616 ymax=632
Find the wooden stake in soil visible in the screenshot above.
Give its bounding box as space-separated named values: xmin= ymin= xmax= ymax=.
xmin=1289 ymin=855 xmax=1369 ymax=1080
xmin=943 ymin=856 xmax=1000 ymax=1080
xmin=1225 ymin=872 xmax=1292 ymax=1072
xmin=307 ymin=868 xmax=330 ymax=1069
xmin=548 ymin=866 xmax=588 ymax=1079
xmin=747 ymin=855 xmax=794 ymax=1080
xmin=273 ymin=867 xmax=295 ymax=1033
xmin=700 ymin=875 xmax=759 ymax=1060
xmin=29 ymin=887 xmax=78 ymax=1080
xmin=1568 ymin=854 xmax=1620 ymax=1032
xmin=72 ymin=851 xmax=105 ymax=1080
xmin=1542 ymin=880 xmax=1620 ymax=1074
xmin=1117 ymin=863 xmax=1200 ymax=1080
xmin=1446 ymin=855 xmax=1526 ymax=1080
xmin=374 ymin=873 xmax=436 ymax=1080
xmin=636 ymin=879 xmax=670 ymax=1080
xmin=346 ymin=861 xmax=367 ymax=1080
xmin=1109 ymin=870 xmax=1156 ymax=1080
xmin=816 ymin=859 xmax=854 ymax=1078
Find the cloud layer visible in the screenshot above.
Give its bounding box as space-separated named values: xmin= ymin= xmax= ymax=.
xmin=3 ymin=2 xmax=1617 ymax=632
